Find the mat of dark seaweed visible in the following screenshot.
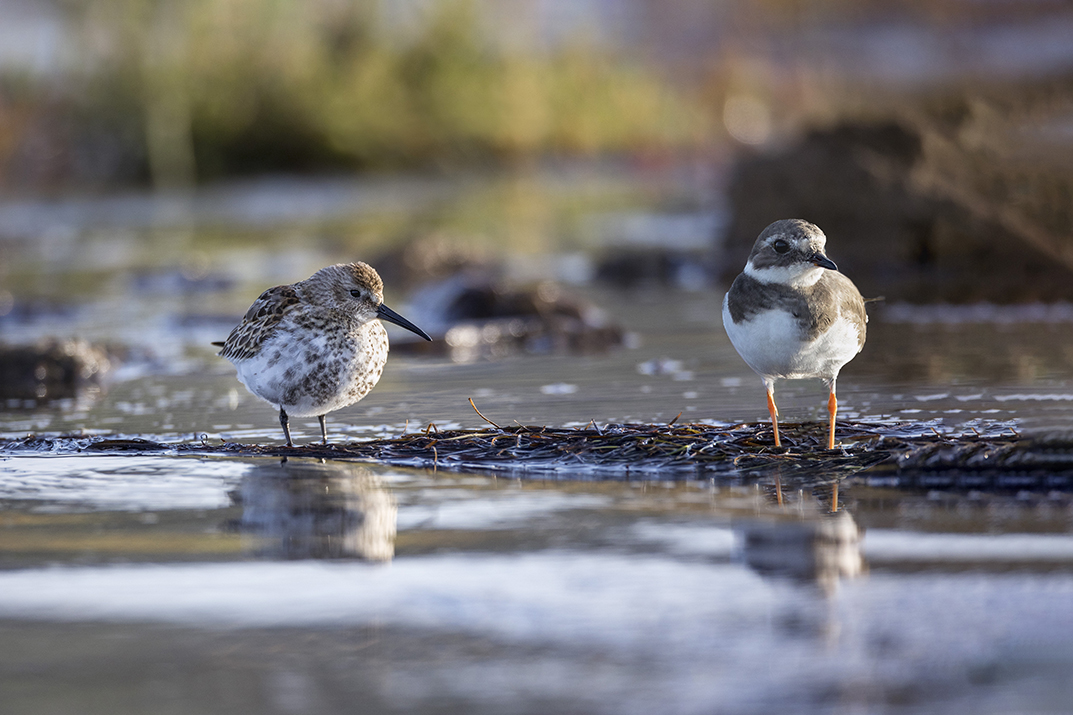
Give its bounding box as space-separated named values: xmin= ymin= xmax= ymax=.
xmin=5 ymin=420 xmax=1073 ymax=492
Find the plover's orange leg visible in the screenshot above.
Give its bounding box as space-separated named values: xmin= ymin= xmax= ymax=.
xmin=827 ymin=381 xmax=840 ymax=509
xmin=766 ymin=385 xmax=781 ymax=447
xmin=827 ymin=388 xmax=838 ymax=450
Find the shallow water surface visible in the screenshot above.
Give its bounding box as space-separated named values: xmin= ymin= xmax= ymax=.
xmin=2 ymin=171 xmax=1073 ymax=714
xmin=2 ymin=455 xmax=1073 ymax=714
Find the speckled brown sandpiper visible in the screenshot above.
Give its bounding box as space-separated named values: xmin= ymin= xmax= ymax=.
xmin=214 ymin=262 xmax=431 ymax=446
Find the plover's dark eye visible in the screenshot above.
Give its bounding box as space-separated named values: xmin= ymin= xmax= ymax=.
xmin=349 ymin=290 xmax=362 ymax=298
xmin=772 ymin=239 xmax=790 ymax=254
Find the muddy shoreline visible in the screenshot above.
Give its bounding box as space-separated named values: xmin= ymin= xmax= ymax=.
xmin=6 ymin=420 xmax=1071 ymax=492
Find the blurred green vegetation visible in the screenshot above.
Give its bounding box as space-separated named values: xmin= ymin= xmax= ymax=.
xmin=0 ymin=0 xmax=712 ymax=188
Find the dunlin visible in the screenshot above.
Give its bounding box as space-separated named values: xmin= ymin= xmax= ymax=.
xmin=722 ymin=219 xmax=867 ymax=450
xmin=215 ymin=262 xmax=431 ymax=446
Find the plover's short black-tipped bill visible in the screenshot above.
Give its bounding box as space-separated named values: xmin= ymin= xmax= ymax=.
xmin=811 ymin=254 xmax=838 ymax=271
xmin=377 ymin=303 xmax=433 ymax=341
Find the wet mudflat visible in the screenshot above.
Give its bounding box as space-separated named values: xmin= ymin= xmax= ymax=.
xmin=2 ymin=171 xmax=1073 ymax=714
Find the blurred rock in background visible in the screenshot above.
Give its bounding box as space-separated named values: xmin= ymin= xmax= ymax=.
xmin=373 ymin=234 xmax=498 ymax=293
xmin=0 ymin=338 xmax=113 ymax=402
xmin=712 ymin=2 xmax=1073 ymax=303
xmin=395 ymin=268 xmax=625 ymax=362
xmin=720 ymin=95 xmax=1073 ymax=302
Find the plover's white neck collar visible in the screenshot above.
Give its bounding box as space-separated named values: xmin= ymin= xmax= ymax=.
xmin=744 ymin=261 xmax=826 ymax=289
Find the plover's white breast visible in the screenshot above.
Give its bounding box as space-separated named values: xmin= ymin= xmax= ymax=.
xmin=722 ymin=294 xmax=862 ymax=381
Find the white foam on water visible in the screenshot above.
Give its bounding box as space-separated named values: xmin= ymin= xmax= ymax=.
xmin=541 ymin=383 xmax=578 ymax=395
xmin=865 ymin=530 xmax=1073 ymax=562
xmin=628 ymin=521 xmax=736 ymax=557
xmin=0 ymin=456 xmax=251 ymax=511
xmin=397 ymin=491 xmax=612 ymax=531
xmin=0 ymin=553 xmax=774 ymax=641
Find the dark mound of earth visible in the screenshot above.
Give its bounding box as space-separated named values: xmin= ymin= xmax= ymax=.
xmin=720 ymin=90 xmax=1073 ymax=303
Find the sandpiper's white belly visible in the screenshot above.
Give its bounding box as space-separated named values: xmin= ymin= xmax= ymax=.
xmin=233 ymin=320 xmax=387 ymax=417
xmin=722 ymin=295 xmax=861 ymax=381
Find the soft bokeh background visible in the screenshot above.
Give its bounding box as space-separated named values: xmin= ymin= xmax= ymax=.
xmin=1 ymin=0 xmax=1071 ymax=188
xmin=1 ymin=0 xmax=715 ymax=189
xmin=2 ymin=0 xmax=1072 ymax=371
xmin=2 ymin=0 xmax=1073 ymax=427
xmin=2 ymin=0 xmax=1073 ymax=312
xmin=3 ymin=3 xmax=1073 ymax=715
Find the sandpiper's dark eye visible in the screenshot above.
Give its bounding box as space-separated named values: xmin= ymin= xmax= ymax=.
xmin=772 ymin=239 xmax=790 ymax=254
xmin=349 ymin=290 xmax=362 ymax=298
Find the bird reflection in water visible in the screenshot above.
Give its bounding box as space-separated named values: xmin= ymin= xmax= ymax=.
xmin=234 ymin=461 xmax=396 ymax=561
xmin=739 ymin=470 xmax=863 ymax=595
xmin=739 ymin=510 xmax=862 ymax=595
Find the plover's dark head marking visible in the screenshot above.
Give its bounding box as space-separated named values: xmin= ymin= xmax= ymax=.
xmin=744 ymin=219 xmax=838 ymax=287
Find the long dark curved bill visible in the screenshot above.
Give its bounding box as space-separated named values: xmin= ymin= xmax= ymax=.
xmin=377 ymin=303 xmax=432 ymax=341
xmin=811 ymin=254 xmax=838 ymax=271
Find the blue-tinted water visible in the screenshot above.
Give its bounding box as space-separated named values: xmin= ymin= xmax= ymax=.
xmin=2 ymin=170 xmax=1073 ymax=714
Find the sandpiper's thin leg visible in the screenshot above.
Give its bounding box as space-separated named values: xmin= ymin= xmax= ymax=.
xmin=765 ymin=384 xmax=781 ymax=447
xmin=318 ymin=415 xmax=328 ymax=445
xmin=279 ymin=407 xmax=293 ymax=447
xmin=827 ymin=387 xmax=838 ymax=450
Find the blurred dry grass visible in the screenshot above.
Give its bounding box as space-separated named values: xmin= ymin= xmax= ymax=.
xmin=2 ymin=0 xmax=1071 ymax=206
xmin=0 ymin=0 xmax=713 ymax=189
